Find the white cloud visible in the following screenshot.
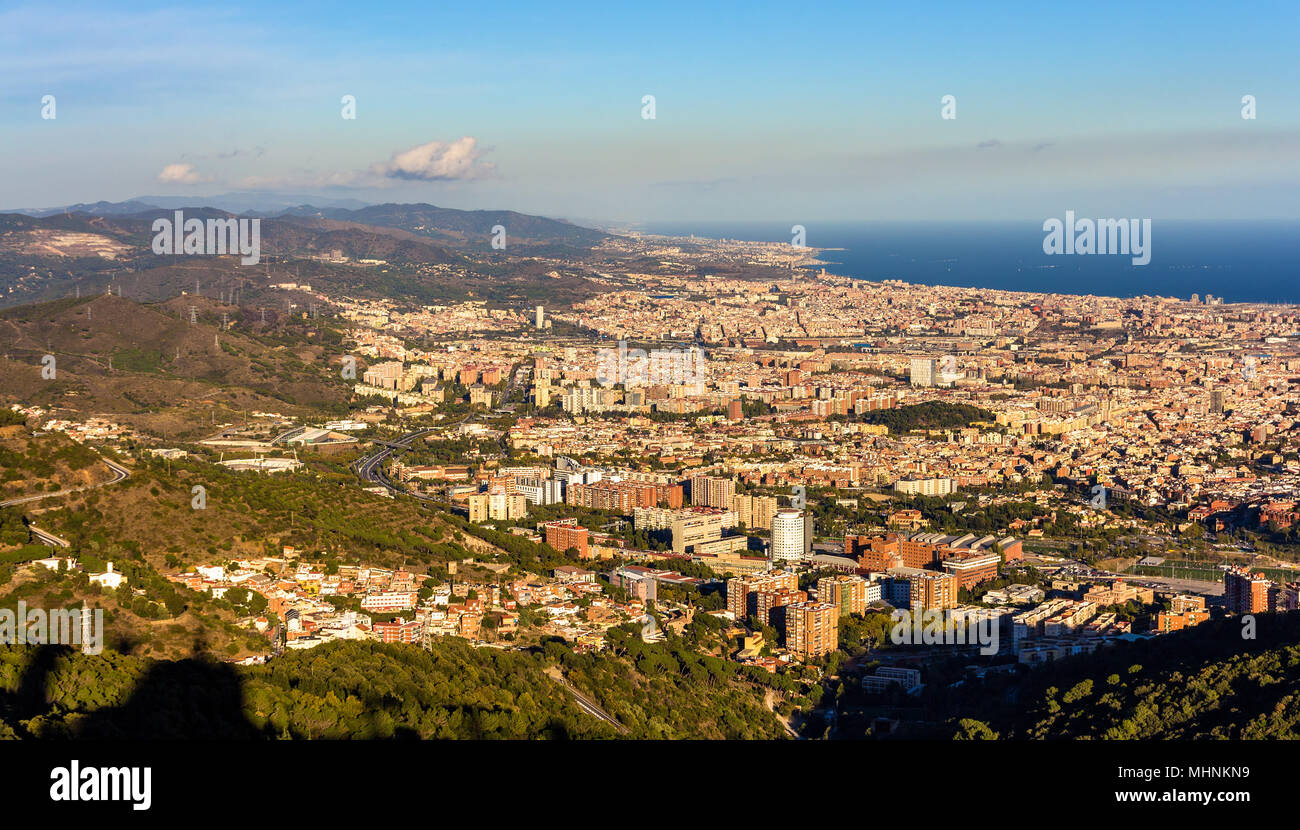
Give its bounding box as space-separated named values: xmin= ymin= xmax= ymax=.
xmin=157 ymin=163 xmax=207 ymax=184
xmin=369 ymin=136 xmax=495 ymax=181
xmin=182 ymin=136 xmax=498 ymax=193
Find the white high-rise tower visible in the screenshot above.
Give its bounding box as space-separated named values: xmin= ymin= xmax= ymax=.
xmin=772 ymin=509 xmax=806 ymax=564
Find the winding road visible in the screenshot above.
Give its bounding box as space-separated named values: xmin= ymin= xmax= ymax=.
xmin=0 ymin=451 xmax=130 ymax=508
xmin=28 ymin=525 xmax=71 ymax=548
xmin=0 ymin=448 xmax=129 ymax=549
xmin=352 ymin=426 xmax=441 ymax=500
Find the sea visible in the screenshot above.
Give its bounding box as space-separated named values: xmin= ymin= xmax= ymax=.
xmin=642 ymin=220 xmax=1300 ymax=305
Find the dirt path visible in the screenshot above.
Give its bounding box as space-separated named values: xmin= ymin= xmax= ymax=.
xmin=764 ymin=688 xmax=799 ymax=738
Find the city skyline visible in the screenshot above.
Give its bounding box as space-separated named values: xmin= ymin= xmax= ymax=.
xmin=4 ymin=3 xmax=1300 ymax=808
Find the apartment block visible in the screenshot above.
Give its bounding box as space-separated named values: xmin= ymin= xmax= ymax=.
xmin=909 ymin=357 xmax=936 ymax=387
xmin=1082 ymin=580 xmax=1154 ymax=607
xmin=731 ymin=493 xmax=779 ymax=530
xmin=1155 ymin=609 xmax=1210 ymax=632
xmin=785 ymin=601 xmax=839 ymax=658
xmin=567 ymin=480 xmax=683 ymax=511
xmin=542 ymin=519 xmax=590 ymax=559
xmin=894 ymin=477 xmax=954 ymax=497
xmin=885 ymin=567 xmax=956 ymax=612
xmin=610 ymin=565 xmax=658 ymax=603
xmin=755 ymin=588 xmax=807 ymax=627
xmin=1171 ymin=594 xmax=1207 ymax=614
xmin=1224 ymin=566 xmax=1271 ymax=614
xmin=845 ymin=534 xmax=902 ymax=571
xmin=372 ymin=619 xmax=421 ymax=644
xmin=727 ymin=571 xmax=800 ymax=620
xmin=488 ymin=491 xmax=528 ymax=522
xmin=467 ymin=493 xmax=490 ymax=523
xmin=360 ymin=591 xmax=419 ymax=613
xmin=690 ymin=474 xmax=736 ymax=509
xmin=818 ymin=574 xmax=868 ymax=616
xmin=940 ymin=551 xmax=1001 ymax=589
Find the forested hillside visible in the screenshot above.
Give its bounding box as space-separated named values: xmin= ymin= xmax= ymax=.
xmin=0 ymin=634 xmax=792 ymax=740
xmin=955 ymin=614 xmax=1300 ymax=740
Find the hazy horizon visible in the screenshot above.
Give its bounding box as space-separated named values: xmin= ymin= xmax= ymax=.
xmin=2 ymin=0 xmax=1297 ymax=222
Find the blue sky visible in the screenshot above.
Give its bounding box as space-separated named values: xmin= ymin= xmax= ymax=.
xmin=1 ymin=0 xmax=1297 ymax=223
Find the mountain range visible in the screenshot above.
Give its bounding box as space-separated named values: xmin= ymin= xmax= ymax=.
xmin=8 ymin=198 xmax=610 ymax=250
xmin=13 ymin=193 xmax=371 ymax=216
xmin=0 ymin=199 xmax=618 ymax=310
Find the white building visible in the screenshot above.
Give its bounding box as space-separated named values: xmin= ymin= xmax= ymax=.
xmin=322 ymin=420 xmax=369 ymax=431
xmin=864 ymin=580 xmax=883 ymax=604
xmin=895 ymin=477 xmax=954 ymax=497
xmin=516 ymin=477 xmax=564 ymax=505
xmin=217 ymin=456 xmax=302 ymax=473
xmin=909 ymin=358 xmax=936 ymax=387
xmin=771 ymin=509 xmax=806 ymax=564
xmin=89 ymin=562 xmax=127 ymax=590
xmin=197 ymin=564 xmax=226 ymax=581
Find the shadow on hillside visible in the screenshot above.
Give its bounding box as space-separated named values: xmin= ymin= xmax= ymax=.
xmin=0 ymin=645 xmax=459 ymax=739
xmin=0 ymin=645 xmax=263 ymax=739
xmin=75 ymin=656 xmax=265 ymax=739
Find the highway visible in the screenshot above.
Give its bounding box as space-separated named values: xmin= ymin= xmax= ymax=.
xmin=494 ymin=364 xmax=528 ymax=414
xmin=544 ymin=667 xmax=629 ymax=734
xmin=353 ymin=400 xmax=493 ymax=500
xmin=0 ymin=449 xmax=128 ymax=548
xmin=355 ymin=362 xmax=525 ymax=498
xmin=29 ymin=525 xmax=71 ymax=548
xmin=0 ymin=450 xmax=130 ymax=508
xmin=352 ymin=426 xmax=441 ymax=500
